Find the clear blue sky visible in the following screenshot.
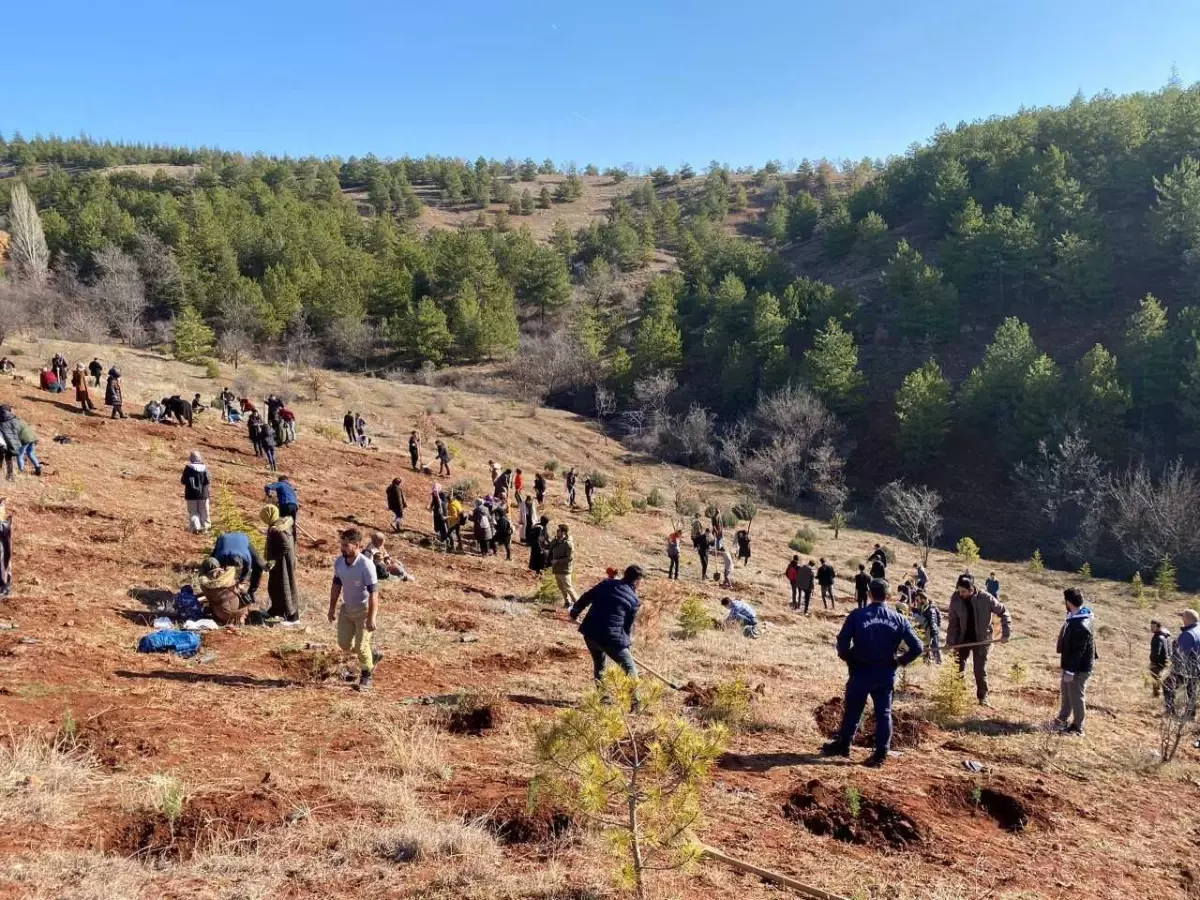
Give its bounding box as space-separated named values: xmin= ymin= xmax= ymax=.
xmin=5 ymin=0 xmax=1198 ymax=168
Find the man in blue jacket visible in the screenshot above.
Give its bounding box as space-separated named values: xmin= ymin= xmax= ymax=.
xmin=821 ymin=578 xmax=924 ymax=767
xmin=265 ymin=476 xmax=299 ymax=544
xmin=570 ymin=564 xmax=645 ymax=685
xmin=211 ymin=531 xmax=267 ymax=603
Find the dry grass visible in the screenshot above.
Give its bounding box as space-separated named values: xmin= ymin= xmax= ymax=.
xmin=0 ymin=729 xmax=96 ymax=825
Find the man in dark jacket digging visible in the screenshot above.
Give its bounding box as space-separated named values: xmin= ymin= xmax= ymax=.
xmin=946 ymin=574 xmax=1012 ymax=706
xmin=1054 ymin=588 xmax=1097 ymax=735
xmin=570 ymin=564 xmax=645 ymax=685
xmin=821 ymin=578 xmax=923 ymax=767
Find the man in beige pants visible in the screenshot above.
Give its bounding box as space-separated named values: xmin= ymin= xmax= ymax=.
xmin=549 ymin=523 xmax=578 ymax=609
xmin=329 ymin=528 xmax=381 ymax=692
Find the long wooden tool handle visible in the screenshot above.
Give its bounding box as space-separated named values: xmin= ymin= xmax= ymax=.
xmin=942 ymin=635 xmax=1026 ymax=652
xmin=630 ymin=656 xmax=684 ymax=691
xmin=700 ymin=845 xmax=849 ymax=900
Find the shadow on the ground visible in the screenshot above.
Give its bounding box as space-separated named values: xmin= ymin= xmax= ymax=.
xmin=26 ymin=395 xmax=88 ymax=415
xmin=953 ymin=717 xmax=1039 ymax=736
xmin=506 ymin=693 xmax=574 ymax=709
xmin=115 ymin=609 xmax=160 ymax=625
xmin=115 ymin=669 xmax=298 ymax=689
xmin=128 ymin=587 xmax=175 ymax=609
xmin=718 ymin=751 xmax=835 ymax=771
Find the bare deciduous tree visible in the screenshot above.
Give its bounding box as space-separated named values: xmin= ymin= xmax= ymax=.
xmin=93 ymin=245 xmax=148 ymax=345
xmin=8 ymin=183 xmax=50 ymax=287
xmin=1014 ymin=430 xmax=1106 ymax=564
xmin=1106 ymin=459 xmax=1200 ymax=573
xmin=281 ymin=314 xmax=319 ymax=379
xmin=877 ymin=480 xmax=943 ymax=566
xmin=667 ymin=404 xmax=716 ymax=468
xmin=0 ymin=282 xmax=31 ymax=345
xmin=132 ymin=232 xmax=184 ymax=313
xmin=508 ymin=331 xmax=599 ymax=404
xmin=329 ymin=315 xmax=375 ymax=371
xmin=216 ymin=329 xmax=254 ymax=369
xmin=594 ymin=384 xmax=616 ymax=443
xmin=809 ymin=441 xmax=849 ymax=519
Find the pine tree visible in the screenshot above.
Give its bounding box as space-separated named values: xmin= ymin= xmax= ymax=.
xmin=173 ymin=304 xmax=216 ymax=363
xmin=406 ymin=296 xmax=453 ymax=365
xmin=856 ymin=211 xmax=890 ymax=262
xmin=882 ymin=240 xmax=959 ymax=341
xmin=476 ymin=277 xmax=519 ymax=359
xmin=550 ymin=219 xmax=578 ymax=262
xmin=538 ymin=186 xmax=553 ymax=209
xmin=519 ymin=189 xmax=535 ymax=215
xmin=765 ymin=201 xmax=788 ymax=244
xmin=1131 ymin=571 xmax=1145 ymax=605
xmin=895 ymin=360 xmax=952 ymax=466
xmin=928 ymin=157 xmax=970 ymax=229
xmin=805 ymin=317 xmax=864 ymax=406
xmin=1123 ymin=294 xmax=1175 ymax=411
xmin=822 ymin=203 xmax=857 ymax=257
xmin=1029 ymin=549 xmax=1045 ymax=572
xmin=787 ymin=191 xmax=821 ymax=241
xmin=1155 ymin=555 xmax=1178 ymax=599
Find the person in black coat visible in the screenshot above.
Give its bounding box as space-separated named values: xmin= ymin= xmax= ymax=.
xmin=408 ymin=432 xmax=420 ymax=471
xmin=88 ymin=358 xmax=103 ymax=387
xmin=343 ymin=411 xmax=355 ymax=443
xmin=247 ymin=411 xmax=263 ymax=457
xmin=162 ymin=395 xmax=194 ymax=427
xmin=570 ymin=565 xmax=645 ymax=686
xmin=1150 ymin=620 xmax=1172 ymax=697
xmin=534 ymin=472 xmax=547 ymax=505
xmin=528 ymin=515 xmax=550 ymax=573
xmin=257 ymin=421 xmax=277 ymax=472
xmin=1054 ymin=588 xmax=1097 ymax=735
xmin=387 ymin=478 xmax=407 ymax=532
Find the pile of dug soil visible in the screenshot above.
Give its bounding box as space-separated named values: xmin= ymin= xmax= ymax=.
xmin=270 ymin=646 xmax=344 ymax=682
xmin=783 ymin=779 xmax=922 ymax=849
xmin=933 ymin=778 xmax=1055 ymax=833
xmin=104 ymin=789 xmax=289 ymax=860
xmin=813 ymin=696 xmax=932 ymax=749
xmin=443 ymin=693 xmax=505 ymax=735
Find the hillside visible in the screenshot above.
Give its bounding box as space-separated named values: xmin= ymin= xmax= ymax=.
xmin=0 ymin=338 xmax=1196 ymax=900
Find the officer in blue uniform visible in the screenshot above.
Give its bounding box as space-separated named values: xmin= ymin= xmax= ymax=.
xmin=821 ymin=577 xmax=923 ymax=767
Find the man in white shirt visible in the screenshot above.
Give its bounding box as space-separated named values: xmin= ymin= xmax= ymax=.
xmin=329 ymin=528 xmax=381 ymax=691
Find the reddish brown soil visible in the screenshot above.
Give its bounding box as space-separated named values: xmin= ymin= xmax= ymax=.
xmin=813 ymin=696 xmax=934 ymax=749
xmin=783 ymin=779 xmax=923 ymax=849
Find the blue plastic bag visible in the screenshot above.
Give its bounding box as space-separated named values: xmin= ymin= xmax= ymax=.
xmin=174 ymin=585 xmax=203 ymax=621
xmin=137 ymin=630 xmax=201 ymax=658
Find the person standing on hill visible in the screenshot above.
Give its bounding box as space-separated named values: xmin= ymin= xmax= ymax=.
xmin=435 ymin=440 xmax=451 ymax=476
xmin=549 ymin=523 xmax=578 ymax=607
xmin=219 ymin=387 xmax=235 ymax=421
xmin=514 ymin=468 xmax=524 ymax=503
xmin=986 ymin=572 xmax=1001 ymax=598
xmin=105 ymin=367 xmax=125 ymax=419
xmin=262 ymin=504 xmax=300 ymax=622
xmin=489 ymin=460 xmax=501 ymax=485
xmin=736 ymin=528 xmax=751 ymax=566
xmin=265 ymin=475 xmax=299 ymax=544
xmin=946 ymin=574 xmax=1012 ymax=706
xmin=1054 ymin=588 xmax=1096 ymax=735
xmin=355 ymin=413 xmax=370 ymax=448
xmin=854 ymin=563 xmax=871 ymax=610
xmin=534 ymin=471 xmax=547 ymax=505
xmin=868 ymin=544 xmax=887 ymax=580
xmin=343 ymin=411 xmax=355 ymax=443
xmin=0 ymin=407 xmax=24 ymax=482
xmin=0 ymin=498 xmax=12 ymax=599
xmin=720 ymin=543 xmax=735 ymax=587
xmin=88 ymin=358 xmax=103 ymax=387
xmin=817 ymin=558 xmax=837 ymax=609
xmin=914 ymin=562 xmax=929 ymax=591
xmin=71 ymin=364 xmax=95 ymax=414
xmin=430 ymin=485 xmax=449 ymax=547
xmin=912 ymin=590 xmax=942 ymax=663
xmin=1163 ymin=609 xmax=1200 ymax=719
xmin=446 ymin=493 xmax=465 ymax=551
xmin=495 ymin=506 xmax=514 ymax=560
xmin=181 ymin=451 xmax=211 ymax=533
xmin=409 ymin=431 xmax=420 ymax=471
xmin=667 ymin=530 xmax=682 ymax=580
xmin=570 ymin=565 xmax=644 ymax=687
xmin=710 ymin=507 xmax=724 ymax=549
xmin=246 ymin=411 xmax=263 ymax=457
xmin=696 ymin=527 xmax=713 ymax=581
xmin=1150 ymin=620 xmax=1172 ymax=697
xmin=51 ymin=353 xmax=69 ymax=385
xmin=796 ymin=560 xmax=816 ymax=613
xmin=523 ymin=494 xmax=538 ymax=544
xmin=328 ymin=528 xmax=381 ymax=692
xmin=257 ymin=420 xmax=278 ymax=473
xmin=584 ymin=475 xmax=596 ymax=512
xmin=528 ymin=514 xmax=551 ymax=573
xmin=566 ymin=468 xmax=578 ymax=508
xmin=386 ymin=478 xmax=407 ymax=533
xmin=821 ymin=578 xmax=923 ymax=768
xmin=472 ymin=500 xmax=495 ymax=556
xmin=15 ymin=418 xmax=42 ymax=478
xmin=785 ymin=555 xmax=801 ymax=607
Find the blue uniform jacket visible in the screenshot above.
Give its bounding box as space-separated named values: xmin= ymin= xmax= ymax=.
xmin=836 ymin=603 xmax=923 ymax=671
xmin=266 ymin=481 xmax=298 ymax=507
xmin=571 ymin=579 xmax=640 ymax=649
xmin=212 ymin=531 xmax=253 ymax=568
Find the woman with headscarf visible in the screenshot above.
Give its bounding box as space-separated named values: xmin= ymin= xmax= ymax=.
xmin=528 ymin=514 xmax=551 ymax=573
xmin=71 ymin=364 xmax=95 ymax=414
xmin=430 ymin=484 xmax=449 ymax=547
xmin=523 ymin=494 xmax=538 ymax=545
xmin=105 ymin=367 xmax=125 ymax=419
xmin=261 ymin=504 xmax=299 ymax=621
xmin=473 ymin=499 xmax=495 ymax=556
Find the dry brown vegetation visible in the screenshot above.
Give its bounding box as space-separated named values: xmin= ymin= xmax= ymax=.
xmin=0 ymin=336 xmax=1197 ymax=899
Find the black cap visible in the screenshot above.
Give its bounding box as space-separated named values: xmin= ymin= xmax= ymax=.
xmin=624 ymin=564 xmax=647 ymax=582
xmin=869 ymin=578 xmax=889 ymax=601
xmin=956 ymin=574 xmax=974 ymax=590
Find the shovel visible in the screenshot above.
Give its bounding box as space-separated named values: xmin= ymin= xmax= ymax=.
xmin=942 ymin=635 xmax=1031 ymax=653
xmin=700 ymin=845 xmax=849 ymax=900
xmin=630 ymin=656 xmax=686 ymax=691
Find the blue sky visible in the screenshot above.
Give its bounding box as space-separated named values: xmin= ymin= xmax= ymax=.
xmin=5 ymin=0 xmax=1198 ymax=167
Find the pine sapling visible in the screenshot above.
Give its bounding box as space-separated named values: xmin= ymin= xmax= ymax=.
xmin=956 ymin=537 xmax=981 ymax=567
xmin=1155 ymin=556 xmax=1178 ymax=600
xmin=1132 ymin=571 xmax=1146 ymax=607
xmin=678 ymin=596 xmax=712 ymax=639
xmin=1078 ymin=562 xmax=1092 ymax=579
xmin=1029 ymin=549 xmax=1045 ymax=572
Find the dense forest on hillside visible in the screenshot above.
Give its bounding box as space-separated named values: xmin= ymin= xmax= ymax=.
xmin=5 ymin=82 xmax=1200 ymax=579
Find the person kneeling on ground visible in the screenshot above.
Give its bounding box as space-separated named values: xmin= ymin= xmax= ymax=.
xmin=1054 ymin=587 xmax=1097 ymax=736
xmin=211 ymin=530 xmax=266 ymax=603
xmin=144 ymin=400 xmax=164 ymax=423
xmin=365 ymin=532 xmax=414 ymax=582
xmin=329 ymin=528 xmax=382 ymax=692
xmin=821 ymin=578 xmax=923 ymax=767
xmin=197 ymin=557 xmax=252 ymax=625
xmin=721 ymin=596 xmax=760 ymax=638
xmin=570 ymin=564 xmax=645 ymax=687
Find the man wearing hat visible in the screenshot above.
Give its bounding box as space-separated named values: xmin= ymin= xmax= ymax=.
xmin=570 ymin=564 xmax=645 ymax=686
xmin=821 ymin=578 xmax=923 ymax=767
xmin=1164 ymin=609 xmax=1200 ymax=719
xmin=946 ymin=573 xmax=1012 ymax=706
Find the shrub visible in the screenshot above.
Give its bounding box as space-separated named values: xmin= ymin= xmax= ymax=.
xmin=698 ymin=677 xmax=756 ymax=729
xmin=1132 ymin=571 xmax=1146 ymax=606
xmin=676 ymin=496 xmax=701 ymax=517
xmin=1155 ymin=556 xmax=1177 ymax=599
xmin=313 ymin=422 xmax=343 ymax=442
xmin=589 ymin=497 xmax=614 ymax=526
xmin=451 ymin=478 xmax=479 ymax=501
xmin=720 ymin=511 xmax=738 ymax=528
xmin=956 ymin=537 xmax=981 ymax=567
xmin=534 ymin=572 xmax=560 ymax=604
xmin=789 ymin=525 xmax=818 ymax=554
xmin=202 ymin=357 xmax=221 ymax=379
xmin=544 ymin=459 xmax=560 ymax=473
xmin=929 ymin=665 xmax=970 ymax=724
xmin=609 ymin=482 xmax=633 ymax=517
xmin=1078 ymin=562 xmax=1092 ymax=579
xmin=678 ymin=596 xmax=712 ymax=639
xmin=1008 ymin=661 xmax=1028 ymax=684
xmin=731 ymin=498 xmax=759 ymax=523
xmin=631 ymin=498 xmax=648 ymax=511
xmin=1029 ymin=549 xmax=1045 ymax=572
xmin=646 ymin=487 xmax=666 ymax=508
xmin=588 ymin=470 xmax=610 ymax=489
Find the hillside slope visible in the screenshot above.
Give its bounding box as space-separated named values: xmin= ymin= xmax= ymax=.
xmin=0 ymin=338 xmax=1196 ymax=900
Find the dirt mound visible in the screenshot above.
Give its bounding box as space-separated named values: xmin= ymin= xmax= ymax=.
xmin=78 ymin=715 xmax=159 ymax=770
xmin=468 ymin=797 xmax=574 ymax=845
xmin=934 ymin=779 xmax=1055 ymax=833
xmin=682 ymin=681 xmax=717 ymax=708
xmin=813 ymin=696 xmax=932 ymax=749
xmin=105 ymin=789 xmax=289 ymax=860
xmin=783 ymin=779 xmax=922 ymax=849
xmin=443 ymin=694 xmax=505 ymax=735
xmin=270 ymin=645 xmax=344 ymax=682
xmin=431 ymin=613 xmax=477 ymax=633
